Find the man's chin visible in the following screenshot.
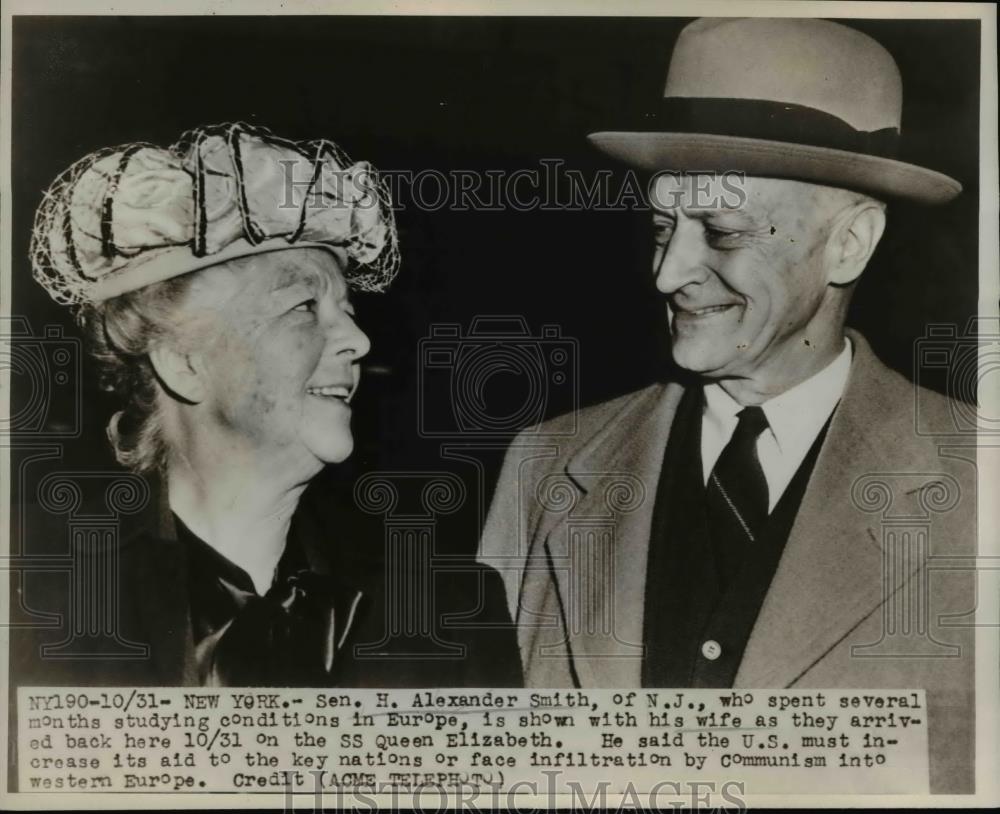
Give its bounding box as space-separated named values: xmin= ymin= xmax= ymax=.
xmin=669 ymin=338 xmax=742 ymax=377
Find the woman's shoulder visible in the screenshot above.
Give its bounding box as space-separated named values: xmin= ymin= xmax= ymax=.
xmin=11 ymin=522 xmax=191 ymax=688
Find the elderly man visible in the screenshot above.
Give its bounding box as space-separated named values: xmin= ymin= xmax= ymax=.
xmin=479 ymin=18 xmax=975 ymax=793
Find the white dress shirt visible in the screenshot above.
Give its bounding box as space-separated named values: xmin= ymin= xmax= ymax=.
xmin=701 ymin=339 xmax=853 ymax=513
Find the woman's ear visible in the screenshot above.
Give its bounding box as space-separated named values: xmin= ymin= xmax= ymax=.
xmin=826 ymin=199 xmax=887 ymax=286
xmin=148 ymin=343 xmax=206 ymax=404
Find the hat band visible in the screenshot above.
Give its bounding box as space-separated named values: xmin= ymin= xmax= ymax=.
xmin=651 ymin=97 xmax=900 ymax=158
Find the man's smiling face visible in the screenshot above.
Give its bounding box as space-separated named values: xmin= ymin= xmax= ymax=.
xmin=651 ymin=173 xmax=851 ymax=386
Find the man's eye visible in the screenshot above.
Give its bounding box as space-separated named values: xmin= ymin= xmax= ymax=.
xmin=704 ymin=225 xmax=740 ymax=245
xmin=292 ymin=298 xmax=318 ymax=313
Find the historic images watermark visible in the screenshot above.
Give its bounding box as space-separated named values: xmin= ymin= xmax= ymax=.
xmin=280 ymin=774 xmax=748 ymax=812
xmin=278 ymin=160 xmax=749 ymax=214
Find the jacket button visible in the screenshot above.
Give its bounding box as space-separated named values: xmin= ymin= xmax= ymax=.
xmin=701 ymin=640 xmax=722 ymax=660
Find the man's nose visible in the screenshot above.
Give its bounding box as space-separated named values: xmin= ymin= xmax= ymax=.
xmin=654 ymin=221 xmax=710 ymax=294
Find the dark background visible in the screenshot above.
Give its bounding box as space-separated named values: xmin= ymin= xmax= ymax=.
xmin=9 ymin=16 xmax=981 ymax=550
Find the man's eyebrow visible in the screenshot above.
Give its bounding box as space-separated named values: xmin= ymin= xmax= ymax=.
xmin=686 ymin=207 xmax=744 ymax=217
xmin=687 ymin=208 xmax=762 ymax=224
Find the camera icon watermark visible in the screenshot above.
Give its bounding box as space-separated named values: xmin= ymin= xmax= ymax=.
xmin=533 ymin=471 xmax=647 ymax=661
xmin=913 ymin=317 xmax=1000 ymax=435
xmin=1 ymin=316 xmax=82 ymax=439
xmin=417 ymin=316 xmax=579 ymax=438
xmin=849 ymin=472 xmax=967 ymax=658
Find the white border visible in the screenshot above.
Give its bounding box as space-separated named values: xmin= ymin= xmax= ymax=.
xmin=1 ymin=0 xmax=997 ymax=809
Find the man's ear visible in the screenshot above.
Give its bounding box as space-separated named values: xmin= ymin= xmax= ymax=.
xmin=826 ymin=200 xmax=887 ymax=286
xmin=148 ymin=343 xmax=206 ymax=404
xmin=827 ymin=198 xmax=885 ymax=285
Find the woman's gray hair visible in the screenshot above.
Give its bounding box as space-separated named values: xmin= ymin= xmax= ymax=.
xmin=77 ymin=274 xmax=195 ymax=474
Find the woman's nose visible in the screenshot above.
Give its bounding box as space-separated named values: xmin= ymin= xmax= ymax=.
xmin=324 ymin=307 xmax=371 ymax=360
xmin=654 ymin=221 xmax=711 ymax=294
xmin=338 ymin=314 xmax=371 ymax=360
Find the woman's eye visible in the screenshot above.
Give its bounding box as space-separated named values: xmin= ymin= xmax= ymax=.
xmin=653 ymin=222 xmax=675 ymax=245
xmin=292 ymin=298 xmax=318 ymax=313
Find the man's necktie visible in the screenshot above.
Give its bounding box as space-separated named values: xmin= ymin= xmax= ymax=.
xmin=705 ymin=405 xmax=770 ymax=588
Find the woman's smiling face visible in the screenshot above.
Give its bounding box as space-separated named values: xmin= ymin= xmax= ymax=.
xmin=182 ymin=247 xmax=371 ymax=470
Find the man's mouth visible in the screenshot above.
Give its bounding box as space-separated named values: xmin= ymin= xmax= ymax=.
xmin=674 ymin=303 xmax=740 ymax=317
xmin=306 ymin=384 xmax=354 ymax=403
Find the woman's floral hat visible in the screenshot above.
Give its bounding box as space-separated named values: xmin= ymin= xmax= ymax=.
xmin=30 ymin=122 xmax=400 ymax=306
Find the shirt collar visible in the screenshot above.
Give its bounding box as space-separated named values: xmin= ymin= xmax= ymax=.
xmin=762 ymin=339 xmax=853 ymax=454
xmin=703 ymin=338 xmax=853 ymax=452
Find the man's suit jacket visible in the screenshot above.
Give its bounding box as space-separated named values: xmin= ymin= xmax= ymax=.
xmin=478 ymin=329 xmax=976 ymax=793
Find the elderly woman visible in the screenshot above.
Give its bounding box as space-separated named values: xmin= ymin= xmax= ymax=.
xmin=21 ymin=123 xmax=520 ymax=688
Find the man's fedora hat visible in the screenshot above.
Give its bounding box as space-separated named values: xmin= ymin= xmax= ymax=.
xmin=589 ymin=17 xmax=962 ymax=204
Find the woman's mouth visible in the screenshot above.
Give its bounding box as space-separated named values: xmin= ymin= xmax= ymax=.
xmin=306 ymin=384 xmax=353 ymax=403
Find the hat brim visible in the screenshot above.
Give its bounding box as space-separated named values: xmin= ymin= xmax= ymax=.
xmin=587 ymin=132 xmax=962 ymax=205
xmin=90 ymin=238 xmax=349 ymax=303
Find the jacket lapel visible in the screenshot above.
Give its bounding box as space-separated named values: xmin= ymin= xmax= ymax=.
xmin=542 ymin=383 xmax=684 ymax=686
xmin=735 ymin=332 xmax=930 ymax=687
